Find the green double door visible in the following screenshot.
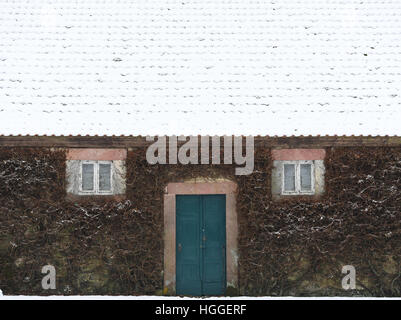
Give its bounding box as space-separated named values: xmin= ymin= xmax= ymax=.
xmin=176 ymin=195 xmax=226 ymax=296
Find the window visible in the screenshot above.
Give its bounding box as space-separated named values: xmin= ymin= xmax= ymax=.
xmin=66 ymin=149 xmax=127 ymax=197
xmin=282 ymin=161 xmax=314 ymax=195
xmin=80 ymin=161 xmax=112 ymax=194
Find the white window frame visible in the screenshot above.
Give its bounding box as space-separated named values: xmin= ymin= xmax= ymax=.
xmin=281 ymin=160 xmax=315 ymax=195
xmin=79 ymin=160 xmax=113 ymax=195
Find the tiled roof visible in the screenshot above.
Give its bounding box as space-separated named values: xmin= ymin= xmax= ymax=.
xmin=0 ymin=0 xmax=400 ymax=136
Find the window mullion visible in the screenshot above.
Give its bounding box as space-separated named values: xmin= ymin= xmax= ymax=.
xmin=79 ymin=161 xmax=83 ymax=192
xmin=94 ymin=161 xmax=99 ymax=193
xmin=311 ymin=162 xmax=315 ymax=193
xmin=296 ymin=163 xmax=301 ymax=193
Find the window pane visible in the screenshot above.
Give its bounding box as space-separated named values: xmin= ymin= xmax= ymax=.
xmin=300 ymin=164 xmax=312 ymax=191
xmin=283 ymin=164 xmax=295 ymax=191
xmin=99 ymin=163 xmax=111 ymax=191
xmin=82 ymin=163 xmax=94 ymax=191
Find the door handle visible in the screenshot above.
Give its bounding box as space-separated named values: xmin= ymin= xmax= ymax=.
xmin=178 ymin=243 xmax=182 ymax=252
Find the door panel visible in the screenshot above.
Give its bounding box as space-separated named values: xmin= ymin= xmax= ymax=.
xmin=176 ymin=194 xmax=226 ymax=296
xmin=202 ymin=195 xmax=226 ymax=295
xmin=176 ymin=195 xmax=202 ymax=296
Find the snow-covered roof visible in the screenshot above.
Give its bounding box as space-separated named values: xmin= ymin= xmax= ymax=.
xmin=0 ymin=0 xmax=400 ymax=136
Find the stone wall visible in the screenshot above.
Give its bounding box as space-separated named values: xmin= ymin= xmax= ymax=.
xmin=0 ymin=146 xmax=400 ymax=296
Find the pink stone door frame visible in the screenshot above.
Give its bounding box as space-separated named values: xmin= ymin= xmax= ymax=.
xmin=163 ymin=181 xmax=238 ymax=295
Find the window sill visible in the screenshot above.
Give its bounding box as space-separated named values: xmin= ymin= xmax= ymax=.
xmin=281 ymin=191 xmax=315 ymax=196
xmin=66 ymin=193 xmax=126 ymax=202
xmin=272 ymin=193 xmax=324 ymax=202
xmin=78 ymin=191 xmax=114 ymax=196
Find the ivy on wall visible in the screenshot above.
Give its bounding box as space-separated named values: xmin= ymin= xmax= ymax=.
xmin=238 ymin=147 xmax=401 ymax=296
xmin=0 ymin=147 xmax=400 ymax=296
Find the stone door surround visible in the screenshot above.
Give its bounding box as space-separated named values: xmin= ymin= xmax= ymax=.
xmin=163 ymin=180 xmax=238 ymax=295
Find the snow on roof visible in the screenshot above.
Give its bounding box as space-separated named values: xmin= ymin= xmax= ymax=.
xmin=0 ymin=0 xmax=400 ymax=136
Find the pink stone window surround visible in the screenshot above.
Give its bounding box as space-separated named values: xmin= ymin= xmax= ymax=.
xmin=66 ymin=148 xmax=127 ymax=196
xmin=67 ymin=148 xmax=127 ymax=161
xmin=271 ymin=149 xmax=326 ymax=197
xmin=271 ymin=148 xmax=326 ymax=161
